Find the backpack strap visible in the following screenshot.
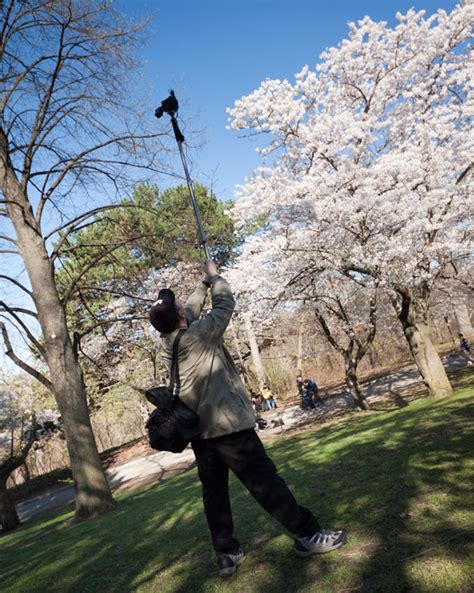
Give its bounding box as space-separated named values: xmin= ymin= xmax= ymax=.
xmin=168 ymin=329 xmax=186 ymax=398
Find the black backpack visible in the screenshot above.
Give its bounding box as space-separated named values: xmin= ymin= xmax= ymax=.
xmin=145 ymin=330 xmax=201 ymax=453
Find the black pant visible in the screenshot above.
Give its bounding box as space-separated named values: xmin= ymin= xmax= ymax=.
xmin=191 ymin=429 xmax=321 ymax=554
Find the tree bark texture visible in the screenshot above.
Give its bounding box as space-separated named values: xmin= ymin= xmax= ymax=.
xmin=1 ymin=146 xmax=114 ymax=520
xmin=453 ymin=301 xmax=473 ymax=337
xmin=243 ymin=312 xmax=267 ymax=390
xmin=398 ymin=289 xmax=453 ymax=397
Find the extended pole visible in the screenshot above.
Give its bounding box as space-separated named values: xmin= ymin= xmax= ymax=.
xmin=170 ymin=115 xmax=211 ymax=260
xmin=155 ymin=91 xmax=211 ymax=259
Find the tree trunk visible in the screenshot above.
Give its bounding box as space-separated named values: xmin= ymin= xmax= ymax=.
xmin=1 ymin=159 xmax=114 ymax=520
xmin=229 ymin=319 xmax=247 ymax=383
xmin=397 ymin=289 xmax=453 ymax=397
xmin=453 ymin=301 xmax=473 ymax=337
xmin=367 ymin=345 xmax=379 ymax=369
xmin=23 ymin=460 xmax=31 ymax=484
xmin=0 ymin=478 xmax=20 ymax=533
xmin=345 ymin=360 xmax=369 ymax=410
xmin=296 ymin=320 xmax=304 ymax=375
xmin=243 ymin=312 xmax=266 ymax=390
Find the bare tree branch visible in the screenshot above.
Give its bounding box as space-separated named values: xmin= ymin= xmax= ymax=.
xmin=0 ymin=321 xmax=53 ymax=391
xmin=0 ymin=234 xmax=16 ymax=245
xmin=0 ymin=275 xmax=33 ymax=297
xmin=0 ymin=305 xmax=38 ymax=319
xmin=47 ymin=203 xmax=176 ymax=257
xmin=60 ymin=233 xmax=158 ymax=304
xmin=0 ymin=301 xmax=44 ymax=355
xmin=77 ymin=285 xmax=154 ymax=304
xmin=35 ymin=133 xmax=166 ymax=223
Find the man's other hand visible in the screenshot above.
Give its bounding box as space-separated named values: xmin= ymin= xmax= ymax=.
xmin=203 ymin=260 xmax=218 ymax=277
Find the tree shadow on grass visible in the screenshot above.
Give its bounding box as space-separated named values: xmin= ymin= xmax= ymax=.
xmin=265 ymin=396 xmax=474 ymax=593
xmin=1 ymin=394 xmax=473 ymax=593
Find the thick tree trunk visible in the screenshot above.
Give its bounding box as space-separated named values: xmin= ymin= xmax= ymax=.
xmin=0 ymin=478 xmax=20 ymax=533
xmin=453 ymin=301 xmax=473 ymax=337
xmin=243 ymin=312 xmax=266 ymax=390
xmin=1 ymin=155 xmax=114 ymax=520
xmin=398 ymin=289 xmax=453 ymax=397
xmin=345 ymin=360 xmax=369 ymax=410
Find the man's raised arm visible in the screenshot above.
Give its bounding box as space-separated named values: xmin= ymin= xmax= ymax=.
xmin=193 ymin=261 xmax=235 ymax=342
xmin=184 ymin=280 xmax=209 ymax=324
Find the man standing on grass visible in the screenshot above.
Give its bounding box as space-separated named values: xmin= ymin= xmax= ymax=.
xmin=149 ymin=261 xmax=346 ymax=577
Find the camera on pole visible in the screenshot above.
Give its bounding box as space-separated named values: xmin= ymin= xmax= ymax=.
xmin=155 ymin=91 xmax=211 ymax=260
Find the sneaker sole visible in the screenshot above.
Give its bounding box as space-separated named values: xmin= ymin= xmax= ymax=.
xmin=218 ymin=554 xmax=246 ymax=577
xmin=294 ymin=534 xmax=347 ymax=558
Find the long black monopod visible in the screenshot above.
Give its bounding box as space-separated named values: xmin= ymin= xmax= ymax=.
xmin=155 ymin=91 xmax=211 ymax=260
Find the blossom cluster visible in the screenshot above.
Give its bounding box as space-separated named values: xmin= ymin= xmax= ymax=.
xmin=227 ymin=5 xmax=472 ymax=310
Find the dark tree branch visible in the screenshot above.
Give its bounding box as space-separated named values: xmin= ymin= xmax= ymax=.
xmin=0 ymin=415 xmax=38 ymax=481
xmin=77 ymin=285 xmax=154 ymax=304
xmin=47 ymin=203 xmax=173 ymax=258
xmin=456 ymin=162 xmax=472 ymax=185
xmin=0 ymin=322 xmax=53 ymax=391
xmin=35 ymin=133 xmax=165 ymax=223
xmin=0 ymin=275 xmax=33 ymax=297
xmin=0 ymin=305 xmax=38 ymax=319
xmin=60 ymin=232 xmax=163 ymax=305
xmin=0 ymin=301 xmax=44 ymax=355
xmin=314 ymin=308 xmax=345 ymax=356
xmin=0 ymin=234 xmax=16 ymax=245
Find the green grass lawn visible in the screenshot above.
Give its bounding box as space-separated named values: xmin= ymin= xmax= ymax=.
xmin=1 ymin=384 xmax=473 ymax=593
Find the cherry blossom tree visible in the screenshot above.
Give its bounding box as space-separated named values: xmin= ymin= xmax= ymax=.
xmin=227 ymin=256 xmax=378 ymax=408
xmin=311 ymin=278 xmax=378 ymax=410
xmin=78 ymin=262 xmax=200 ymax=396
xmin=228 ymin=4 xmax=472 ymax=398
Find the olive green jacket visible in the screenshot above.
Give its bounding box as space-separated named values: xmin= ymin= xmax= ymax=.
xmin=161 ymin=275 xmax=256 ymax=439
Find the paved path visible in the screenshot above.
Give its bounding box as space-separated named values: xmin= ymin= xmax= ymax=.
xmin=17 ymin=448 xmax=196 ymax=522
xmin=16 ymin=353 xmax=469 ymax=523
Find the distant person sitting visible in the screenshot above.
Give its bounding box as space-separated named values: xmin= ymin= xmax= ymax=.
xmin=261 ymin=385 xmax=277 ymax=410
xmin=459 ymin=334 xmax=473 ymax=365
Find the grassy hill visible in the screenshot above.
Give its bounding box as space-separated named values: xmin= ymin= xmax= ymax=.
xmin=1 ymin=379 xmax=473 ymax=593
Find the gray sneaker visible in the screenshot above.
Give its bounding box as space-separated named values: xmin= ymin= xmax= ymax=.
xmin=217 ymin=546 xmax=245 ymax=577
xmin=294 ymin=529 xmax=346 ymax=557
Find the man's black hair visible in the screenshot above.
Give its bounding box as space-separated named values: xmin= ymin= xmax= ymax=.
xmin=149 ymin=288 xmax=179 ymax=334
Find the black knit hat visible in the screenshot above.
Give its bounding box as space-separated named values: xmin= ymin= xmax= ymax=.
xmin=149 ymin=288 xmax=179 ymax=334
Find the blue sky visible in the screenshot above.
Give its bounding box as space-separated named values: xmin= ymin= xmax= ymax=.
xmin=118 ymin=0 xmax=459 ymax=201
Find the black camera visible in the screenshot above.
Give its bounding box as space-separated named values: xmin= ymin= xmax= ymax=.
xmin=155 ymin=90 xmax=179 ymax=119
